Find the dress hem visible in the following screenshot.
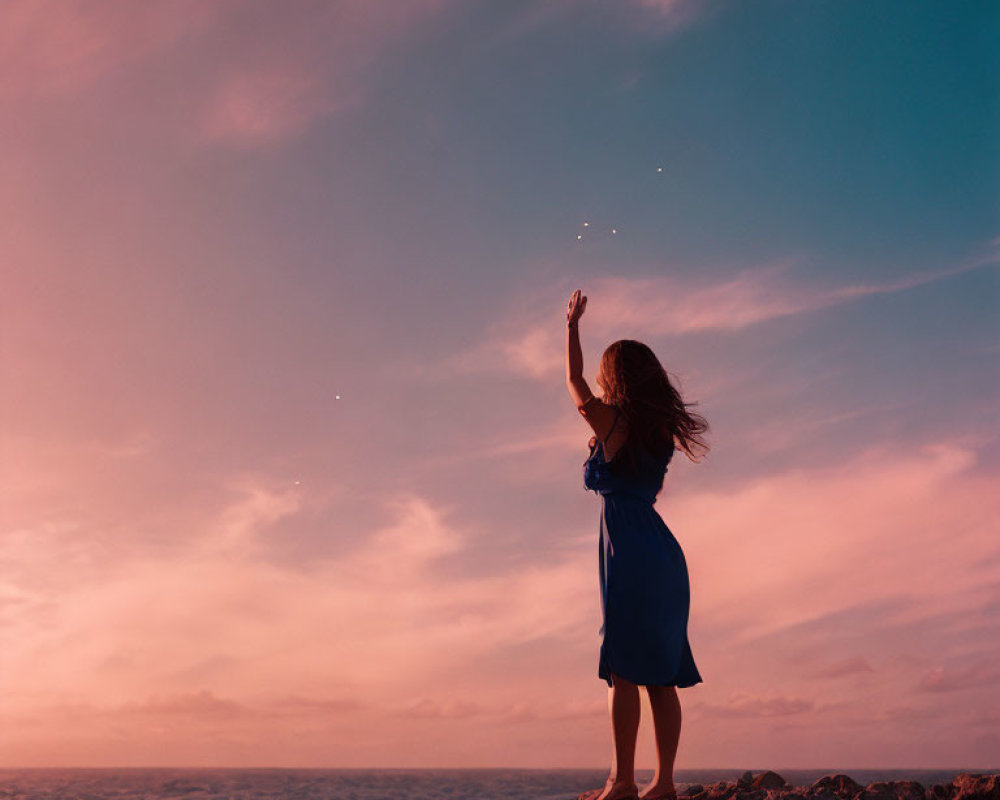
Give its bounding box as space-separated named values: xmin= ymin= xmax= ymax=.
xmin=600 ymin=642 xmax=703 ymax=689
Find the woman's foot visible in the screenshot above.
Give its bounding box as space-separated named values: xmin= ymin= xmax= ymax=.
xmin=577 ymin=779 xmax=641 ymax=800
xmin=638 ymin=781 xmax=678 ymax=800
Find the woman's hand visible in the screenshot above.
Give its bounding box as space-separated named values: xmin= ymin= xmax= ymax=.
xmin=567 ymin=288 xmax=587 ymax=326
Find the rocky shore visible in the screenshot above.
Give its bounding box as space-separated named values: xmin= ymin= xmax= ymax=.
xmin=678 ymin=771 xmax=1000 ymax=800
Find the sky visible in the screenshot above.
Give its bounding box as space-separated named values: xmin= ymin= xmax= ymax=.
xmin=1 ymin=0 xmax=998 ymax=771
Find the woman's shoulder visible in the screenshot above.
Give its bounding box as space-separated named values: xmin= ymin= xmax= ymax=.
xmin=579 ymin=397 xmax=622 ymax=445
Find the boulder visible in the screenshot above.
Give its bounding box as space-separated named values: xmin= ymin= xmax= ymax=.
xmin=753 ymin=772 xmax=789 ymax=791
xmin=703 ymin=785 xmax=726 ymax=800
xmin=953 ymin=774 xmax=1000 ymax=800
xmin=858 ymin=781 xmax=898 ymax=800
xmin=895 ymin=781 xmax=926 ymax=800
xmin=809 ymin=775 xmax=864 ymax=798
xmin=672 ymin=772 xmax=998 ymax=800
xmin=929 ymin=785 xmax=956 ymax=800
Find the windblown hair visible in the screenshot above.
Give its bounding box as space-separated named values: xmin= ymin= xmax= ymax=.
xmin=595 ymin=339 xmax=710 ymax=477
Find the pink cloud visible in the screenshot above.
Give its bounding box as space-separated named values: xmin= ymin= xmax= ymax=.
xmin=812 ymin=656 xmax=875 ymax=679
xmin=676 ymin=440 xmax=995 ymax=644
xmin=0 ymin=0 xmax=222 ymax=100
xmin=0 ymin=0 xmax=450 ymax=148
xmin=0 ymin=485 xmax=598 ymax=718
xmin=118 ymin=689 xmax=246 ymax=717
xmin=188 ymin=0 xmax=452 ymax=148
xmin=695 ymin=689 xmax=815 ymax=717
xmin=917 ymin=661 xmax=1000 ymax=693
xmin=395 ymin=697 xmax=485 ymax=718
xmin=263 ymin=693 xmax=364 ymax=715
xmin=2 ymin=429 xmax=998 ymax=766
xmin=198 ymin=63 xmax=341 ymax=148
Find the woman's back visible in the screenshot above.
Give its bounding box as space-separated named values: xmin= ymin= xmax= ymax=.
xmin=583 ymin=410 xmax=674 ymax=504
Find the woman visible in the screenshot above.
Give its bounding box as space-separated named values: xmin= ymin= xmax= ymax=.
xmin=566 ymin=289 xmax=709 ymax=800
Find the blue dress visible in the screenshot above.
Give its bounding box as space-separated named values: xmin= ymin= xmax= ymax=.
xmin=583 ymin=409 xmax=703 ymax=689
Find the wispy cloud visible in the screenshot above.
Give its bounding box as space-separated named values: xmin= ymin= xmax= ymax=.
xmin=694 ymin=689 xmax=815 ymax=717
xmin=118 ymin=689 xmax=247 ymax=717
xmin=917 ymin=661 xmax=1000 ymax=693
xmin=811 ymin=656 xmax=875 ymax=679
xmin=501 ymin=0 xmax=711 ymax=39
xmin=429 ymin=250 xmax=997 ymax=382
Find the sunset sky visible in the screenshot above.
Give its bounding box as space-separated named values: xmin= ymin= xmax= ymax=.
xmin=2 ymin=0 xmax=998 ymax=770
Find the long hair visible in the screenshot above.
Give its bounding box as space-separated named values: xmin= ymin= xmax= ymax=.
xmin=595 ymin=339 xmax=710 ymax=477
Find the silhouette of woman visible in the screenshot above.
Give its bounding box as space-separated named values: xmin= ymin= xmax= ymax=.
xmin=566 ymin=288 xmax=709 ymax=800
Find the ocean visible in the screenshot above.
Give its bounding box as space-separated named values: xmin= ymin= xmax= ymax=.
xmin=0 ymin=767 xmax=992 ymax=800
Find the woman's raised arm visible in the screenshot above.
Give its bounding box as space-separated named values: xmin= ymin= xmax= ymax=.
xmin=566 ymin=289 xmax=591 ymax=406
xmin=566 ymin=289 xmax=617 ymax=439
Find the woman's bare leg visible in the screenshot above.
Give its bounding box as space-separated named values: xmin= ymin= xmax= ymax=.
xmin=640 ymin=684 xmax=681 ymax=799
xmin=579 ymin=671 xmax=641 ymax=800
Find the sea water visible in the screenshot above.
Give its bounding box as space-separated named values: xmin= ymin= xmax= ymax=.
xmin=0 ymin=767 xmax=990 ymax=800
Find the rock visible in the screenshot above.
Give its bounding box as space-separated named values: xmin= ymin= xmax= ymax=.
xmin=854 ymin=781 xmax=928 ymax=800
xmin=858 ymin=781 xmax=898 ymax=800
xmin=680 ymin=773 xmax=998 ymax=800
xmin=953 ymin=774 xmax=1000 ymax=800
xmin=753 ymin=772 xmax=789 ymax=790
xmin=809 ymin=775 xmax=864 ymax=798
xmin=929 ymin=785 xmax=956 ymax=800
xmin=895 ymin=781 xmax=926 ymax=800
